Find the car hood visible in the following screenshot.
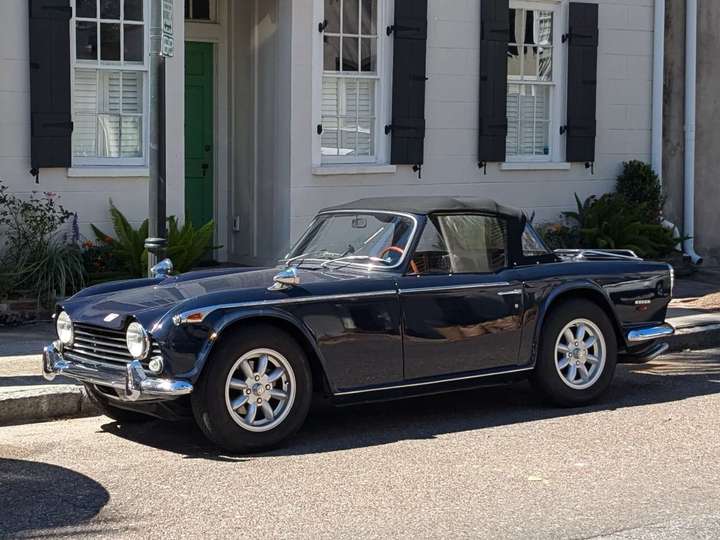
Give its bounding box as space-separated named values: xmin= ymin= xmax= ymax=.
xmin=60 ymin=266 xmax=351 ymax=331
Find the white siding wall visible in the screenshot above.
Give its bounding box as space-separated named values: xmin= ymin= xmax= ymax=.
xmin=288 ymin=0 xmax=655 ymax=242
xmin=0 ymin=0 xmax=185 ymax=243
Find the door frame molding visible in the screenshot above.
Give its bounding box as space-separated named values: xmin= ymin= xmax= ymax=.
xmin=185 ymin=0 xmax=229 ymax=261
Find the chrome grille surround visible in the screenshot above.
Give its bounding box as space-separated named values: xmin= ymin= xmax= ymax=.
xmin=64 ymin=323 xmax=157 ymax=369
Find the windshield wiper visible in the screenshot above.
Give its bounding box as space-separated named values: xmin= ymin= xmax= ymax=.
xmin=320 ymin=255 xmax=388 ymax=269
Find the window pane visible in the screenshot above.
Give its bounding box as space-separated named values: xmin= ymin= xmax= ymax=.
xmin=508 ymin=8 xmax=517 ymax=44
xmin=321 ymin=116 xmax=339 ymax=156
xmin=360 ymin=38 xmax=376 ymax=72
xmin=322 ymin=76 xmax=338 ymax=116
xmin=192 ymin=0 xmax=211 ymax=20
xmin=124 ymin=0 xmax=143 ymax=21
xmin=357 ymin=79 xmax=375 ymax=117
xmin=76 ymin=22 xmax=98 ymax=60
xmin=73 ymin=114 xmax=97 ymax=157
xmin=100 ymin=23 xmax=121 ymax=61
xmin=357 ymin=119 xmax=373 ymax=156
xmin=124 ymin=24 xmax=144 ymax=62
xmin=97 ymin=114 xmax=121 ymax=157
xmin=100 ymin=0 xmax=120 ymax=19
xmin=534 ymin=11 xmax=553 ymax=45
xmin=343 ymin=0 xmax=359 ymax=34
xmin=538 ymin=47 xmax=552 ymax=81
xmin=323 ymin=36 xmax=340 ymax=71
xmin=361 ymin=0 xmax=376 ymax=34
xmin=324 ymin=0 xmax=340 ymax=33
xmin=340 ymin=118 xmax=358 ymax=156
xmin=342 ymin=37 xmax=358 ymax=71
xmin=74 ymin=69 xmax=98 ymax=112
xmin=77 ymin=0 xmax=97 ymax=18
xmin=506 ymin=84 xmax=520 ymax=156
xmin=99 ymin=71 xmax=122 ymax=113
xmin=519 ymin=85 xmax=550 ymax=155
xmin=121 ymin=116 xmax=142 ymax=157
xmin=436 ymin=215 xmax=508 ymax=273
xmin=121 ymin=72 xmax=142 ymax=113
xmin=522 ymin=224 xmax=550 ymax=256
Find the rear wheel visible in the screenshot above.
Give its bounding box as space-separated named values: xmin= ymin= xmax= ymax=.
xmin=532 ymin=299 xmax=617 ymax=406
xmin=191 ymin=326 xmax=312 ymax=453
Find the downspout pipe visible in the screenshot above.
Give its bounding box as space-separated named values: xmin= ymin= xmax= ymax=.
xmin=683 ymin=0 xmax=703 ymax=264
xmin=652 ymin=0 xmax=664 ymax=177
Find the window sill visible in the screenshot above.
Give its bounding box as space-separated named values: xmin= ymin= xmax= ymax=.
xmin=67 ymin=167 xmax=150 ymax=178
xmin=312 ymin=164 xmax=397 ymax=176
xmin=500 ymin=162 xmax=572 ymax=171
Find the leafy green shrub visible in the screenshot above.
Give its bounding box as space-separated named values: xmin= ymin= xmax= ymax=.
xmin=563 ymin=193 xmax=678 ymax=258
xmin=90 ymin=202 xmax=218 ymax=277
xmin=166 ymin=216 xmax=216 ymax=273
xmin=0 ymin=180 xmax=84 ymax=306
xmin=615 ymin=160 xmax=664 ymax=224
xmin=90 ymin=201 xmax=148 ymax=278
xmin=537 ymin=223 xmax=581 ymax=250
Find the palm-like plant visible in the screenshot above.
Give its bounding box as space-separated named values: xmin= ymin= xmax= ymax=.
xmin=91 ymin=201 xmax=149 ymax=278
xmin=166 ymin=216 xmax=216 ymax=273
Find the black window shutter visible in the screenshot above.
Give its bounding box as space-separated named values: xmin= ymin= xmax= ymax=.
xmin=29 ymin=0 xmax=73 ymax=173
xmin=478 ymin=0 xmax=509 ymax=164
xmin=389 ymin=0 xmax=428 ymax=166
xmin=566 ymin=2 xmax=599 ymax=163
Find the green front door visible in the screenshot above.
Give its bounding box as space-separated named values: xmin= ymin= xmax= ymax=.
xmin=185 ymin=41 xmax=214 ymax=228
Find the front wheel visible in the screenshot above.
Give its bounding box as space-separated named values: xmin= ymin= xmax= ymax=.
xmin=191 ymin=326 xmax=312 ymax=453
xmin=532 ymin=299 xmax=617 ymax=406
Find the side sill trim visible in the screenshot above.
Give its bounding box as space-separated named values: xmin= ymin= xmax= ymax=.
xmin=626 ymin=323 xmax=675 ymax=342
xmin=333 ymin=366 xmax=534 ymax=396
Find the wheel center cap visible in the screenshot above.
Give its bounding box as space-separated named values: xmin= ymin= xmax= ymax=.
xmin=253 ymin=383 xmax=265 ymax=396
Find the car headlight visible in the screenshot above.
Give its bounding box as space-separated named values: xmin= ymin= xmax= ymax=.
xmin=126 ymin=322 xmax=150 ymax=359
xmin=56 ymin=311 xmax=74 ymax=345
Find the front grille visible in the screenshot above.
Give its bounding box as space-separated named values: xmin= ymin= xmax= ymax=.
xmin=65 ymin=323 xmax=157 ymax=369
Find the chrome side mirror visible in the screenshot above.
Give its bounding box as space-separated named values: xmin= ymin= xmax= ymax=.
xmin=150 ymin=258 xmax=174 ymax=279
xmin=269 ymin=267 xmax=300 ymax=291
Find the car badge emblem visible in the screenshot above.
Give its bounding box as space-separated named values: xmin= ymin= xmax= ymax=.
xmin=104 ymin=313 xmax=120 ymax=322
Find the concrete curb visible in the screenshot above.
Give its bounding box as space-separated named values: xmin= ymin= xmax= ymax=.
xmin=0 ymin=384 xmax=99 ymax=427
xmin=667 ymin=323 xmax=720 ymax=352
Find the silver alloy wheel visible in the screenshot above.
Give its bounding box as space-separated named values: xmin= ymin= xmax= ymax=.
xmin=554 ymin=318 xmax=606 ymax=390
xmin=224 ymin=348 xmax=296 ymax=433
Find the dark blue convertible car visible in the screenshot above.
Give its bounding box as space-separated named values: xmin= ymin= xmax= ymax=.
xmin=43 ymin=197 xmax=675 ymax=452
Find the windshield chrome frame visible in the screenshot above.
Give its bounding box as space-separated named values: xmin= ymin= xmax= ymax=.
xmin=282 ymin=209 xmax=420 ymax=272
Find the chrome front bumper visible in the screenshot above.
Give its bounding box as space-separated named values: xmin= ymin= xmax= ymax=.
xmin=42 ymin=342 xmax=193 ymax=402
xmin=626 ymin=323 xmax=675 ymax=343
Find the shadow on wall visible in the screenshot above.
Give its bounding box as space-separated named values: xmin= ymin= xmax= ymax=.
xmin=0 ymin=459 xmax=110 ymax=536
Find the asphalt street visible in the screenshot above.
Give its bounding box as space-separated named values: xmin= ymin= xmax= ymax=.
xmin=2 ymin=349 xmax=720 ymax=539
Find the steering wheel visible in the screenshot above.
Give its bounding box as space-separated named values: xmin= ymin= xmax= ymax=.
xmin=380 ymin=246 xmax=419 ymax=274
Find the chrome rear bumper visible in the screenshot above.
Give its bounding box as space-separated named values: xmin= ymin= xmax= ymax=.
xmin=626 ymin=323 xmax=675 ymax=343
xmin=42 ymin=342 xmax=193 ymax=402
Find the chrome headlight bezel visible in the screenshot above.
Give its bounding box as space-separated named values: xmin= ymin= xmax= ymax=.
xmin=126 ymin=321 xmax=150 ymax=360
xmin=56 ymin=311 xmax=74 ymax=345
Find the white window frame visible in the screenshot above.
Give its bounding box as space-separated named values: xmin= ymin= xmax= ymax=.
xmin=70 ymin=0 xmax=151 ymax=167
xmin=312 ymin=0 xmax=394 ymax=167
xmin=505 ymin=0 xmax=567 ymax=164
xmin=185 ymin=0 xmax=217 ymax=23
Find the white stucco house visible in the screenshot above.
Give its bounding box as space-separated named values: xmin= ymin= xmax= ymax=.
xmin=0 ymin=0 xmax=661 ymax=266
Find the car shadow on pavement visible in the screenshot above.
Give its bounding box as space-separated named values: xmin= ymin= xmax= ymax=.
xmin=98 ymin=351 xmax=720 ymax=460
xmin=0 ymin=458 xmax=116 ymax=537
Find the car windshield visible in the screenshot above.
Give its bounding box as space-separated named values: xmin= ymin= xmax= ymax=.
xmin=284 ymin=212 xmax=416 ymax=269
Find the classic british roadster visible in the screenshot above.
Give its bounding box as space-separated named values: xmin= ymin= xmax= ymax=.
xmin=43 ymin=197 xmax=675 ymax=452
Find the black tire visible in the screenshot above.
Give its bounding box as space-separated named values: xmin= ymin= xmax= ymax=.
xmin=84 ymin=385 xmax=153 ymax=423
xmin=191 ymin=325 xmax=313 ymax=453
xmin=532 ymin=299 xmax=617 ymax=407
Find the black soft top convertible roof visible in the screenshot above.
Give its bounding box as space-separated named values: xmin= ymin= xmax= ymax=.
xmin=321 ymin=196 xmax=524 ymax=220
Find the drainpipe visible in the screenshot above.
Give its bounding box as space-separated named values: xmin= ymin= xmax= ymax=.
xmin=653 ymin=0 xmax=682 ymax=246
xmin=652 ymin=0 xmax=664 ymax=177
xmin=683 ymin=0 xmax=703 ymax=264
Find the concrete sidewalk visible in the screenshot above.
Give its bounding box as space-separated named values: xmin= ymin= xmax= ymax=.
xmin=2 ymin=275 xmax=720 ymax=426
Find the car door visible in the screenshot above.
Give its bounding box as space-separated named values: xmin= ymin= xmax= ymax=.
xmin=398 ymin=213 xmax=525 ymax=380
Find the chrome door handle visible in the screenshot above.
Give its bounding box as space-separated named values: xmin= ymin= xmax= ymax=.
xmin=497 ymin=289 xmax=523 ymax=296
